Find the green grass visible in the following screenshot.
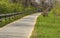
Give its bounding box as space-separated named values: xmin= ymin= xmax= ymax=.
xmin=30 ymin=12 xmax=60 ymax=38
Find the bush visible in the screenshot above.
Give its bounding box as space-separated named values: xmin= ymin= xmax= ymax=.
xmin=25 ymin=6 xmax=37 ymax=11
xmin=0 ymin=1 xmax=24 ymax=14
xmin=14 ymin=4 xmax=25 ymax=12
xmin=51 ymin=2 xmax=60 ymax=15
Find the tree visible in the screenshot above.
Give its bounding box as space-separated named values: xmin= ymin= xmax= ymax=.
xmin=9 ymin=0 xmax=40 ymax=7
xmin=41 ymin=0 xmax=54 ymax=17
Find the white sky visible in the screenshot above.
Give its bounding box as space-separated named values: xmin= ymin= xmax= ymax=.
xmin=35 ymin=0 xmax=40 ymax=4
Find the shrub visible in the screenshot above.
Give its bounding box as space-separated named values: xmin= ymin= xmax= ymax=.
xmin=25 ymin=6 xmax=37 ymax=11
xmin=0 ymin=1 xmax=24 ymax=14
xmin=14 ymin=4 xmax=24 ymax=12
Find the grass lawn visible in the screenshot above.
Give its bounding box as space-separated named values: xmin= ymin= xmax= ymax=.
xmin=30 ymin=12 xmax=60 ymax=38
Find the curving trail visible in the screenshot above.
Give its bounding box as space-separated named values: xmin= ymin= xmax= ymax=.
xmin=0 ymin=13 xmax=41 ymax=38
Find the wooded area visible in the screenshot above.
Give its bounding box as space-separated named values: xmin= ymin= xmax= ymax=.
xmin=0 ymin=0 xmax=57 ymax=16
xmin=9 ymin=0 xmax=55 ymax=16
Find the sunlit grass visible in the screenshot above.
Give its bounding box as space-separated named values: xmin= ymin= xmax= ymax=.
xmin=31 ymin=2 xmax=60 ymax=38
xmin=30 ymin=12 xmax=60 ymax=38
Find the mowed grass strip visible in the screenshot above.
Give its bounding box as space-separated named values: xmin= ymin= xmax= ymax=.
xmin=30 ymin=13 xmax=60 ymax=38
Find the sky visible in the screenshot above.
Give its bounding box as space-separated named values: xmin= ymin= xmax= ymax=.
xmin=35 ymin=0 xmax=41 ymax=4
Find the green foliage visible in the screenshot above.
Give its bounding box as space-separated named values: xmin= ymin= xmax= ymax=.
xmin=25 ymin=6 xmax=37 ymax=11
xmin=51 ymin=2 xmax=60 ymax=15
xmin=0 ymin=1 xmax=24 ymax=14
xmin=0 ymin=0 xmax=37 ymax=27
xmin=0 ymin=1 xmax=13 ymax=14
xmin=0 ymin=0 xmax=36 ymax=14
xmin=14 ymin=4 xmax=24 ymax=12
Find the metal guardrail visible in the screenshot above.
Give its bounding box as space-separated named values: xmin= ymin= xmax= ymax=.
xmin=0 ymin=11 xmax=28 ymax=27
xmin=0 ymin=11 xmax=25 ymax=19
xmin=0 ymin=10 xmax=38 ymax=26
xmin=0 ymin=10 xmax=37 ymax=22
xmin=0 ymin=10 xmax=38 ymax=19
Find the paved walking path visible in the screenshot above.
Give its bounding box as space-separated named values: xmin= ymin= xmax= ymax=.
xmin=0 ymin=13 xmax=41 ymax=38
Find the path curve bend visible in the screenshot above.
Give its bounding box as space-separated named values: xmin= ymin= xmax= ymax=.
xmin=0 ymin=13 xmax=41 ymax=38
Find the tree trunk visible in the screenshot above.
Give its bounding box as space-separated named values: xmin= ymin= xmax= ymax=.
xmin=41 ymin=0 xmax=53 ymax=17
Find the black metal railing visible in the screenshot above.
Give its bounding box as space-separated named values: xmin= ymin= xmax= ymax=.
xmin=0 ymin=10 xmax=38 ymax=27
